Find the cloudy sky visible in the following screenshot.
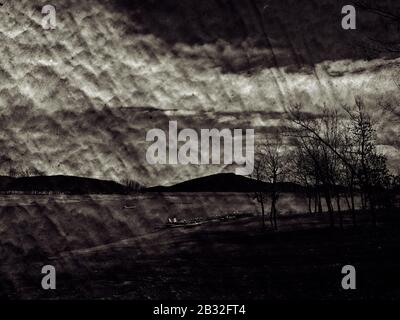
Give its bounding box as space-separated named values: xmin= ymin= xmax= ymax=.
xmin=0 ymin=0 xmax=399 ymax=186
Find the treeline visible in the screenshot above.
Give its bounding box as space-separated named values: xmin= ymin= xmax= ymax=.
xmin=5 ymin=166 xmax=45 ymax=178
xmin=121 ymin=178 xmax=144 ymax=192
xmin=0 ymin=166 xmax=143 ymax=194
xmin=253 ymin=98 xmax=400 ymax=230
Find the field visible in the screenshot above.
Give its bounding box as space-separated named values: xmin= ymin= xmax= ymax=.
xmin=0 ymin=193 xmax=399 ymax=300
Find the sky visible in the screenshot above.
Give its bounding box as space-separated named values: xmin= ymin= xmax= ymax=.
xmin=0 ymin=0 xmax=399 ymax=186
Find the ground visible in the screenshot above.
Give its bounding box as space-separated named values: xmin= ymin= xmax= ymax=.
xmin=0 ymin=194 xmax=399 ymax=300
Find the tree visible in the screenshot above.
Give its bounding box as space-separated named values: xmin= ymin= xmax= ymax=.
xmin=286 ymin=98 xmax=392 ymax=227
xmin=253 ymin=136 xmax=289 ymax=230
xmin=290 ymin=139 xmax=319 ymax=215
xmin=252 ymin=150 xmax=269 ymax=229
xmin=286 ymin=104 xmax=346 ymax=228
xmin=343 ymin=98 xmax=386 ymax=225
xmin=338 ymin=126 xmax=359 ymax=226
xmin=121 ymin=178 xmax=143 ymax=193
xmin=8 ymin=167 xmax=18 ymax=177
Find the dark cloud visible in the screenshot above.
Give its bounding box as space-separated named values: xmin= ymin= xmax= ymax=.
xmin=112 ymin=0 xmax=400 ymax=73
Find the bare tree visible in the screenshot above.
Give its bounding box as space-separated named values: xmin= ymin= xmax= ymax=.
xmin=121 ymin=178 xmax=143 ymax=193
xmin=8 ymin=167 xmax=18 ymax=177
xmin=338 ymin=127 xmax=359 ymax=226
xmin=342 ymin=98 xmax=386 ymax=224
xmin=252 ymin=150 xmax=269 ymax=229
xmin=290 ymin=141 xmax=319 ymax=215
xmin=286 ymin=99 xmax=392 ymax=227
xmin=253 ymin=136 xmax=289 ymax=230
xmin=286 ymin=104 xmax=346 ymax=228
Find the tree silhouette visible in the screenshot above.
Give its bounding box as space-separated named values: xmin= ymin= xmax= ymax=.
xmin=253 ymin=135 xmax=289 ymax=230
xmin=286 ymin=98 xmax=393 ymax=227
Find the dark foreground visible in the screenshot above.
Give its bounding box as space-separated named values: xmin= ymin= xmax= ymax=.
xmin=2 ymin=209 xmax=400 ymax=300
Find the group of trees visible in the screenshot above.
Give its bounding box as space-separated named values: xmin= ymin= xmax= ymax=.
xmin=121 ymin=178 xmax=143 ymax=192
xmin=253 ymin=138 xmax=287 ymax=230
xmin=6 ymin=167 xmax=45 ymax=178
xmin=3 ymin=165 xmax=144 ymax=190
xmin=253 ymin=98 xmax=400 ymax=230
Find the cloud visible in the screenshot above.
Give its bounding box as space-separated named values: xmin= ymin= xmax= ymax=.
xmin=0 ymin=0 xmax=399 ymax=185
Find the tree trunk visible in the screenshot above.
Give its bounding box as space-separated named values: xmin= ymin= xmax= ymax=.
xmin=336 ymin=194 xmax=343 ymax=230
xmin=273 ymin=198 xmax=278 ymax=230
xmin=273 ymin=208 xmax=278 ymax=230
xmin=350 ymin=188 xmax=356 ymax=227
xmin=368 ymin=191 xmax=377 ymax=227
xmin=269 ymin=200 xmax=274 ymax=229
xmin=344 ymin=194 xmax=351 ymax=211
xmin=361 ymin=192 xmax=366 ymax=212
xmin=318 ymin=192 xmax=323 ymax=214
xmin=308 ymin=193 xmax=312 ymax=215
xmin=260 ymin=195 xmax=265 ymax=229
xmin=314 ymin=191 xmax=318 ymax=213
xmin=325 ymin=190 xmax=334 ymax=228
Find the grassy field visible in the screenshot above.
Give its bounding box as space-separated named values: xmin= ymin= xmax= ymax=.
xmin=0 ymin=193 xmax=399 ymax=300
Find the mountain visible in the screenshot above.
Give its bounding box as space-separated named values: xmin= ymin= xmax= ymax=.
xmin=145 ymin=173 xmax=305 ymax=193
xmin=0 ymin=176 xmax=15 ymax=190
xmin=0 ymin=175 xmax=134 ymax=194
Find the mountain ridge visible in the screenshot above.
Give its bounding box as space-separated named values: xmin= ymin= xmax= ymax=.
xmin=145 ymin=173 xmax=306 ymax=193
xmin=0 ymin=175 xmax=138 ymax=194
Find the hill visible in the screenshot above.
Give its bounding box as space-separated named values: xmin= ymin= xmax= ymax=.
xmin=0 ymin=176 xmax=15 ymax=190
xmin=0 ymin=175 xmax=133 ymax=194
xmin=145 ymin=173 xmax=305 ymax=193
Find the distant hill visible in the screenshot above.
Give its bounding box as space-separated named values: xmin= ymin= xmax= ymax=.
xmin=0 ymin=175 xmax=135 ymax=194
xmin=145 ymin=173 xmax=305 ymax=193
xmin=0 ymin=176 xmax=15 ymax=190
